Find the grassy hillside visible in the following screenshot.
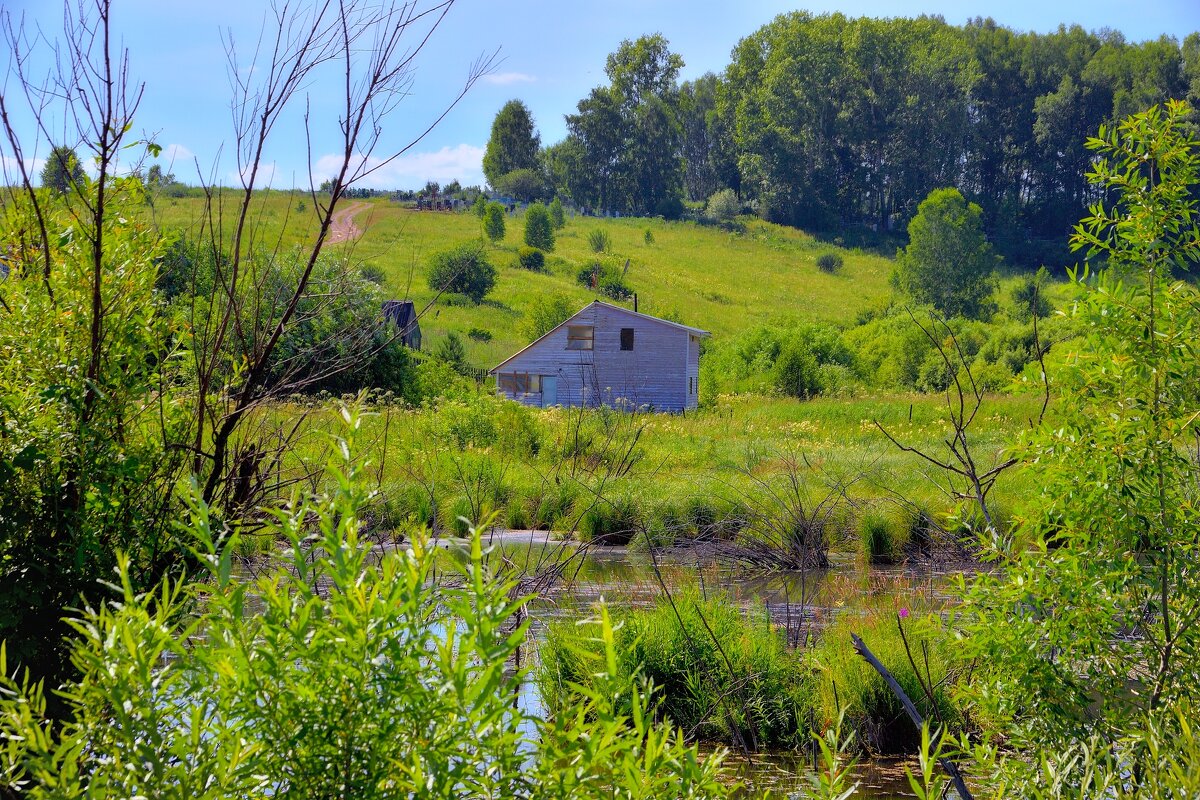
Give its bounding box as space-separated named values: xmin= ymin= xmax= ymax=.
xmin=150 ymin=194 xmax=897 ymax=366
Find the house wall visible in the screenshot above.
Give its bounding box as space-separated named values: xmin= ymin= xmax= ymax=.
xmin=495 ymin=303 xmax=699 ymax=411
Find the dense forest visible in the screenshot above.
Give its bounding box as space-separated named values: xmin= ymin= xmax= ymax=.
xmin=511 ymin=15 xmax=1200 ymax=266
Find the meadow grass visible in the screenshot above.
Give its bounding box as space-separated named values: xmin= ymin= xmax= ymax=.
xmin=276 ymin=388 xmax=1044 ymax=553
xmin=149 ymin=195 xmax=903 ymax=365
xmin=147 ymin=192 xmax=1078 ymax=373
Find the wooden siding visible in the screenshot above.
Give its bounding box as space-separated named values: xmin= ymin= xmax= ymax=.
xmin=493 ymin=302 xmax=705 ymax=412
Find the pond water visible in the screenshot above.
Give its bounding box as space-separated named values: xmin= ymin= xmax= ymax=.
xmin=465 ymin=529 xmax=964 ymax=799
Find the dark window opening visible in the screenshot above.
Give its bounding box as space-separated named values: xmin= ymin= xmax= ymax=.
xmin=620 ymin=328 xmax=635 ymax=351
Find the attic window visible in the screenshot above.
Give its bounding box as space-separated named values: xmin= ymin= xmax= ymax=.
xmin=620 ymin=328 xmax=635 ymax=351
xmin=566 ymin=325 xmax=594 ymax=351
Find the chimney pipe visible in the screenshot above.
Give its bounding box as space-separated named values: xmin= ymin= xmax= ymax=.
xmin=634 ymin=293 xmax=638 ymax=313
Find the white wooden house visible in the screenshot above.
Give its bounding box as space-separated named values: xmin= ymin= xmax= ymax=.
xmin=491 ymin=300 xmax=709 ymax=411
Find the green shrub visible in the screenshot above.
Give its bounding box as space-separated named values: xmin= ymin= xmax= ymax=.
xmin=505 ymin=497 xmax=530 ymax=530
xmin=856 ymin=507 xmax=912 ymax=564
xmin=643 ymin=227 xmax=655 ymax=245
xmin=655 ymin=195 xmax=685 ymax=220
xmin=483 ymin=201 xmax=506 ymax=243
xmin=705 ymin=188 xmax=739 ymax=224
xmin=516 ymin=245 xmax=545 ymax=271
xmin=526 ymin=481 xmax=579 ymax=531
xmin=577 ymin=260 xmax=632 ymax=300
xmin=548 ymin=196 xmax=566 ymax=229
xmin=523 ymin=202 xmax=555 ymax=251
xmin=773 ymin=338 xmax=821 ymax=399
xmin=816 ymin=251 xmax=844 ymax=273
xmin=467 ymin=326 xmax=492 ymax=342
xmin=522 ymin=293 xmax=575 ymax=340
xmin=427 ymin=242 xmax=496 ymax=303
xmin=434 ymin=397 xmax=499 ymax=449
xmin=447 ymin=495 xmax=474 ymax=535
xmin=587 ymin=228 xmax=611 ymax=253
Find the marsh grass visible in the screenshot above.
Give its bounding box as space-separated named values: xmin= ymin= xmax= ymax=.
xmin=539 ymin=588 xmax=812 ymax=749
xmin=811 ymin=607 xmax=963 ymax=756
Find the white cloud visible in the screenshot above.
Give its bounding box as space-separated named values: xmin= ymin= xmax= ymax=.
xmin=482 ymin=71 xmax=536 ymax=86
xmin=227 ymin=160 xmax=281 ymax=189
xmin=161 ymin=143 xmax=194 ymax=167
xmin=1 ymin=155 xmax=45 ymax=183
xmin=312 ymin=144 xmax=485 ymax=190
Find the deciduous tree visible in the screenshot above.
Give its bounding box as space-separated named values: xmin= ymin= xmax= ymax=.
xmin=482 ymin=99 xmax=540 ymax=188
xmin=893 ymin=187 xmax=997 ymax=318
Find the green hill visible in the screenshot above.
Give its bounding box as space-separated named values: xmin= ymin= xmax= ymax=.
xmin=153 ymin=195 xmax=895 ymax=366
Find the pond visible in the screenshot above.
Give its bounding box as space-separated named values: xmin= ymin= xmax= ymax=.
xmin=465 ymin=529 xmax=964 ymax=799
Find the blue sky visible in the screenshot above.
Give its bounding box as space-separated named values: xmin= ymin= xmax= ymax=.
xmin=3 ymin=0 xmax=1198 ymax=190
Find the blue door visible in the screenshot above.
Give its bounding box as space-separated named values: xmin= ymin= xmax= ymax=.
xmin=542 ymin=375 xmax=557 ymax=407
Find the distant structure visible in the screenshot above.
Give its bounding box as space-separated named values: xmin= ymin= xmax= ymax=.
xmin=491 ymin=300 xmax=708 ymax=412
xmin=382 ymin=300 xmax=421 ymax=350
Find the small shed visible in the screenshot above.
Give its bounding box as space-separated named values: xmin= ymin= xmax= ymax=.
xmin=382 ymin=300 xmax=421 ymax=350
xmin=491 ymin=300 xmax=709 ymax=411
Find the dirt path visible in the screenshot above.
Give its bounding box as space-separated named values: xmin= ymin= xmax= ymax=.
xmin=327 ymin=200 xmax=370 ymax=244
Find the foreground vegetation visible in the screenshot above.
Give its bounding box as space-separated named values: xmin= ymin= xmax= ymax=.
xmin=3 ymin=0 xmax=1200 ymax=795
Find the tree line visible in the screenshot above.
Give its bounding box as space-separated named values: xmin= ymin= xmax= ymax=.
xmin=485 ymin=15 xmax=1199 ymax=266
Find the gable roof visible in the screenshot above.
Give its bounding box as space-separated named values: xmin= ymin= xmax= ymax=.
xmin=490 ymin=300 xmax=709 ymax=374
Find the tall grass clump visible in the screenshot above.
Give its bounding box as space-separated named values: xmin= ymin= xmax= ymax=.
xmin=856 ymin=505 xmax=914 ymax=564
xmin=576 ymin=493 xmax=644 ymax=544
xmin=539 ymin=588 xmax=812 ymax=749
xmin=816 ymin=251 xmax=844 ymax=273
xmin=587 ymin=228 xmax=611 ymax=253
xmin=811 ymin=608 xmax=963 ymax=755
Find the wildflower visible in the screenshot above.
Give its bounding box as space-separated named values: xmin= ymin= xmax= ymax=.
xmin=898 ymin=607 xmax=910 ymax=619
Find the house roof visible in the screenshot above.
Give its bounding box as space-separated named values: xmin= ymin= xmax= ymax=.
xmin=490 ymin=300 xmax=710 ymax=374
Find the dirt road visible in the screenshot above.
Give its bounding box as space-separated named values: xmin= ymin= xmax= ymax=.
xmin=327 ymin=200 xmax=370 ymax=244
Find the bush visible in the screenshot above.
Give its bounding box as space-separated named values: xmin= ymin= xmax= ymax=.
xmin=435 ymin=331 xmax=467 ymax=371
xmin=643 ymin=227 xmax=654 ymax=245
xmin=548 ymin=196 xmax=565 ymax=229
xmin=856 ymin=506 xmax=912 ymax=564
xmin=483 ymin=201 xmax=506 ymax=243
xmin=588 ymin=228 xmax=611 ymax=253
xmin=516 ymin=245 xmax=545 ymax=271
xmin=705 ymin=188 xmax=739 ymax=224
xmin=773 ymin=338 xmax=821 ymax=399
xmin=522 ymin=293 xmax=575 ymax=340
xmin=493 ymin=167 xmax=545 ymax=203
xmin=523 ymin=202 xmax=555 ymax=251
xmin=816 ymin=251 xmax=844 ymax=273
xmin=467 ymin=326 xmax=492 ymax=342
xmin=426 ymin=242 xmax=496 ymax=303
xmin=1009 ymin=266 xmax=1053 ymax=321
xmin=577 ymin=261 xmax=632 ymax=300
xmin=655 ymin=195 xmax=685 ymax=220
